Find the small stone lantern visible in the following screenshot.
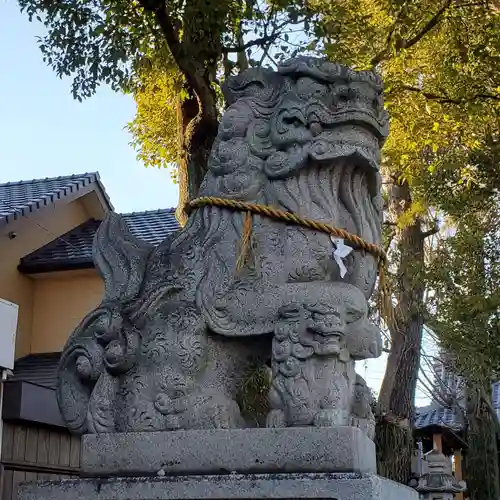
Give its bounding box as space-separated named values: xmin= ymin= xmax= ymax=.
xmin=409 ymin=449 xmax=467 ymax=500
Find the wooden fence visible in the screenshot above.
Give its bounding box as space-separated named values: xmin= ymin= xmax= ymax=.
xmin=1 ymin=422 xmax=80 ymax=500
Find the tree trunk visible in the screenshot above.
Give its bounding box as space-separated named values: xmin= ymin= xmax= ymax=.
xmin=175 ymin=84 xmax=219 ymax=225
xmin=173 ymin=0 xmax=225 ymax=224
xmin=140 ymin=0 xmax=224 ymax=225
xmin=465 ymin=382 xmax=500 ymax=500
xmin=376 ymin=179 xmax=425 ymax=484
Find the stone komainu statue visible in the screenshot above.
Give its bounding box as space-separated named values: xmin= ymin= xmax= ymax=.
xmin=57 ymin=57 xmax=389 ymax=438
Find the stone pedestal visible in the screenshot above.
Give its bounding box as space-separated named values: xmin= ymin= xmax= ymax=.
xmin=17 ymin=428 xmax=418 ymax=500
xmin=18 ymin=472 xmax=419 ymax=500
xmin=81 ymin=427 xmax=377 ymax=476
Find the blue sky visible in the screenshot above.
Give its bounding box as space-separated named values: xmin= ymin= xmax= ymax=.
xmin=0 ymin=1 xmax=179 ymax=213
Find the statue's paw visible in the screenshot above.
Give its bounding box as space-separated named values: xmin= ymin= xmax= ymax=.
xmin=193 ymin=396 xmax=244 ymax=429
xmin=345 ymin=318 xmax=382 ymax=360
xmin=154 ymin=393 xmax=188 ymax=415
xmin=159 ymin=392 xmax=244 ymax=430
xmin=313 ymin=409 xmax=348 ymax=427
xmin=266 ymin=409 xmax=287 ymax=428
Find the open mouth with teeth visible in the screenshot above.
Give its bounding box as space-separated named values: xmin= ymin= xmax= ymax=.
xmin=264 ymin=103 xmax=388 ymax=180
xmin=308 ymin=121 xmax=383 ymax=170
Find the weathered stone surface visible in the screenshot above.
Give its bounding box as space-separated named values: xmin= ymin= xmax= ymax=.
xmin=18 ymin=473 xmax=419 ymax=500
xmin=56 ymin=56 xmax=389 ymax=435
xmin=82 ymin=427 xmax=376 ymax=476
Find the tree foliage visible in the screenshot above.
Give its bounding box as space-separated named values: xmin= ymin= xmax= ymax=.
xmin=311 ymin=0 xmax=500 ymax=184
xmin=428 ymin=211 xmax=500 ymax=380
xmin=427 ymin=203 xmax=500 ymax=500
xmin=17 ymin=0 xmax=326 ymax=227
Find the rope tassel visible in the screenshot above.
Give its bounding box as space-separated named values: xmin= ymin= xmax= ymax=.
xmin=378 ymin=260 xmax=395 ymax=327
xmin=236 ymin=211 xmax=253 ymax=271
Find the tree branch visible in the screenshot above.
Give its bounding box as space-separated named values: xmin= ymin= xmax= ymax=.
xmin=421 ymin=226 xmax=439 ymax=239
xmin=373 ymin=2 xmax=409 ymax=67
xmin=371 ymin=0 xmax=453 ymax=67
xmin=418 ymin=374 xmax=452 ymax=408
xmin=258 ymin=9 xmax=280 ymax=66
xmin=236 ymin=22 xmax=249 ymax=71
xmin=403 ymin=0 xmax=453 ymax=51
xmin=223 ymin=29 xmax=283 ymax=53
xmin=391 ymin=85 xmax=500 ymax=104
xmin=139 ymin=0 xmax=184 ymax=65
xmin=139 ymin=0 xmax=217 ymax=116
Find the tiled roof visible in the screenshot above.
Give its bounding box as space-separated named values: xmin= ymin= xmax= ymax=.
xmin=19 ymin=209 xmax=180 ymax=273
xmin=122 ymin=209 xmax=180 ymax=245
xmin=415 ymin=382 xmax=500 ymax=431
xmin=0 ymin=172 xmax=112 ymax=226
xmin=8 ymin=352 xmax=61 ymax=389
xmin=414 ymin=405 xmax=464 ymax=431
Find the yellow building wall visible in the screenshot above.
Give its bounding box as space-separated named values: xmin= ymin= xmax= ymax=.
xmin=0 ymin=199 xmax=93 ymax=358
xmin=31 ymin=270 xmax=103 ymax=353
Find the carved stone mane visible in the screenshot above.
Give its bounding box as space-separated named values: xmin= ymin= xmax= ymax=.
xmin=57 ymin=57 xmax=389 ymax=437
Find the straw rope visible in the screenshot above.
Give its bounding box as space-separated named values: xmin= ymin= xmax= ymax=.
xmin=188 ymin=196 xmax=393 ymax=323
xmin=190 ymin=196 xmax=387 ymax=262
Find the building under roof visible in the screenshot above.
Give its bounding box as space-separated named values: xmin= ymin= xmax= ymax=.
xmin=0 ymin=172 xmax=180 ymax=412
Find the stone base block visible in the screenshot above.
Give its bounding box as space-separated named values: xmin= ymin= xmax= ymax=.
xmin=82 ymin=427 xmax=376 ymax=476
xmin=18 ymin=472 xmax=419 ymax=500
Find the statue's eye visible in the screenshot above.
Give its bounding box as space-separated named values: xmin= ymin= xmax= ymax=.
xmin=345 ymin=309 xmax=363 ymax=323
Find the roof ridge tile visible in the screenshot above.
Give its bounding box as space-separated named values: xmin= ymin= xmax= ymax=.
xmin=121 ymin=207 xmax=176 ymax=216
xmin=0 ymin=172 xmax=104 ymax=227
xmin=0 ymin=172 xmax=97 ymax=188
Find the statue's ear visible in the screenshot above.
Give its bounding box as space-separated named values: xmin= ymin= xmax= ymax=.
xmin=93 ymin=212 xmax=153 ymax=302
xmin=223 ymin=67 xmax=285 ymax=107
